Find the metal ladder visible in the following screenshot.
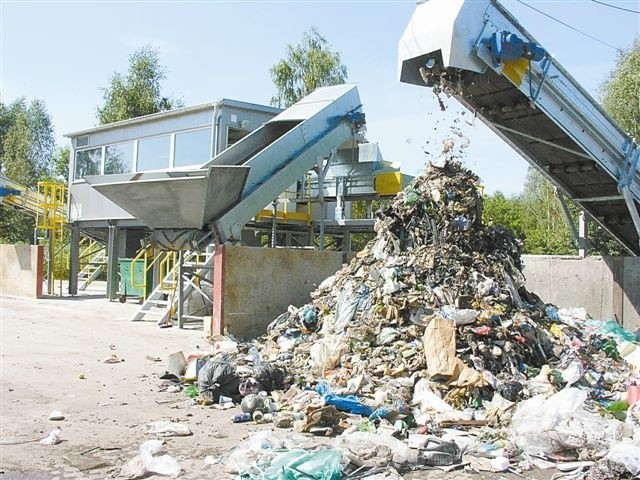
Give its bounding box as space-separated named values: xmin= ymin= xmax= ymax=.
xmin=130 ymin=249 xmax=214 ymax=327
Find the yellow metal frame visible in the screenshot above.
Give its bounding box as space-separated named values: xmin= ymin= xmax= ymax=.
xmin=36 ymin=181 xmax=67 ymax=295
xmin=256 ymin=174 xmax=312 ymax=224
xmin=77 ymin=238 xmax=106 ymax=289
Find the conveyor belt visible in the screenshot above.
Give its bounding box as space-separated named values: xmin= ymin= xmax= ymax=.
xmin=455 ymin=67 xmax=638 ymax=254
xmin=398 ymin=0 xmax=640 ymax=255
xmin=86 ymin=84 xmax=365 ymax=247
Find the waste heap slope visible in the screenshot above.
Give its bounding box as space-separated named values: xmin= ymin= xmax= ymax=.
xmin=257 ymin=156 xmax=581 ymax=407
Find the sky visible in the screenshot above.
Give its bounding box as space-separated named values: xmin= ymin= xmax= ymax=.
xmin=1 ymin=0 xmax=638 ymax=195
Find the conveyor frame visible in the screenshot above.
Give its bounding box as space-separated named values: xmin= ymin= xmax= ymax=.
xmin=399 ymin=0 xmax=640 ymax=254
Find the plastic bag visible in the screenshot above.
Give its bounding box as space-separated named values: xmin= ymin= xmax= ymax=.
xmin=225 ymin=448 xmax=259 ymax=474
xmin=316 ymin=381 xmax=372 ymax=416
xmin=263 ymin=449 xmax=343 ymax=480
xmin=334 ymin=281 xmax=360 ymax=330
xmin=338 ymin=432 xmax=417 ymax=465
xmin=439 ymin=306 xmax=479 ymax=326
xmin=197 ymin=356 xmax=240 ymax=402
xmin=334 ymin=282 xmax=369 ymax=331
xmin=411 ymin=378 xmax=454 ymax=425
xmin=556 ymin=307 xmax=589 ymax=327
xmin=598 ymin=320 xmax=638 ymax=343
xmin=253 ymin=361 xmax=286 ymax=392
xmin=606 ymin=437 xmax=640 ymax=475
xmin=310 ymin=334 xmax=348 ymax=374
xmin=119 ymin=443 xmax=181 ymax=479
xmin=510 ymin=388 xmax=621 ymax=457
xmin=145 ymin=421 xmax=192 ymax=437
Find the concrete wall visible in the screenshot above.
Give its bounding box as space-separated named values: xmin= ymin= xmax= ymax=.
xmin=0 ymin=244 xmax=43 ymax=298
xmin=522 ymin=255 xmax=640 ymax=330
xmin=207 ymin=250 xmax=639 ymax=338
xmin=210 ymin=246 xmax=348 ymax=339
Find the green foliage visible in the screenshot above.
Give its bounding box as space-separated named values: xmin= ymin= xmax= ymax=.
xmin=0 ymin=98 xmax=55 ymax=187
xmin=0 ymin=97 xmax=55 ymax=244
xmin=519 ymin=168 xmax=574 ymax=255
xmin=0 ymin=209 xmax=35 ymax=244
xmin=97 ymin=46 xmax=183 ymax=125
xmin=483 ymin=169 xmax=627 ymax=256
xmin=483 ymin=191 xmax=526 ymax=240
xmin=52 ymin=146 xmax=71 ymax=182
xmin=600 ymin=37 xmax=640 ymax=141
xmin=270 ymin=27 xmax=348 ymax=108
xmin=350 ymin=199 xmax=387 ymax=252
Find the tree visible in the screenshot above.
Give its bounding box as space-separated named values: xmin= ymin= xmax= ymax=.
xmin=600 ymin=37 xmax=639 ymax=141
xmin=483 ymin=191 xmax=526 ymax=240
xmin=518 ymin=168 xmax=575 ymax=255
xmin=0 ymin=97 xmax=56 ymax=243
xmin=52 ymin=146 xmax=70 ymax=182
xmin=270 ymin=27 xmax=348 ymax=108
xmin=97 ymin=46 xmax=182 ymax=125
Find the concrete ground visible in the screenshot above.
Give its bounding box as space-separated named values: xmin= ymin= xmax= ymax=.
xmin=0 ymin=285 xmax=257 ymax=479
xmin=0 ymin=285 xmax=553 ymax=480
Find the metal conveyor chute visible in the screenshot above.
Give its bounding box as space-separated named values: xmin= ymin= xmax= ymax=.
xmin=398 ymin=0 xmax=640 ymax=255
xmin=86 ymin=84 xmax=364 ymax=246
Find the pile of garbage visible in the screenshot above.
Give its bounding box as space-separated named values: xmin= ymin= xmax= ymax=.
xmin=158 ymin=158 xmax=640 ymax=478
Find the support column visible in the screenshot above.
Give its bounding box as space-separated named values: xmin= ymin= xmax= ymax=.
xmin=343 ymin=228 xmax=351 ymax=253
xmin=47 ymin=231 xmax=55 ymax=296
xmin=316 ymin=150 xmax=334 ymax=252
xmin=271 ymin=199 xmax=278 ymax=248
xmin=68 ymin=223 xmax=80 ymax=295
xmin=578 ymin=211 xmax=588 ymax=258
xmin=178 ymin=250 xmax=184 ymax=329
xmin=611 ymin=256 xmax=624 ymax=324
xmin=106 ymin=225 xmax=119 ymax=301
xmin=210 ymin=245 xmax=226 ymax=336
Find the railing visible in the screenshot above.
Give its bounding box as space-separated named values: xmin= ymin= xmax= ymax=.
xmin=256 ymin=174 xmax=313 ymax=224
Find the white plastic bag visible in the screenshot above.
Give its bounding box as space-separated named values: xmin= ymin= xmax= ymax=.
xmin=557 ymin=307 xmax=589 ymax=328
xmin=510 ymin=388 xmax=621 ymax=457
xmin=439 ymin=305 xmax=479 ymax=326
xmin=118 ymin=441 xmax=181 ymax=479
xmin=310 ymin=334 xmax=348 ymax=373
xmin=337 ymin=432 xmax=417 ymax=465
xmin=606 ymin=437 xmax=640 ymax=475
xmin=145 ymin=421 xmax=192 ymax=437
xmin=40 ymin=428 xmax=61 ymax=445
xmin=225 ymin=448 xmax=259 ymax=474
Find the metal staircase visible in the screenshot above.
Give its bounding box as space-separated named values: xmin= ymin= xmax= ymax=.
xmin=78 ymin=248 xmax=107 ymax=291
xmin=130 ymin=249 xmax=214 ymax=327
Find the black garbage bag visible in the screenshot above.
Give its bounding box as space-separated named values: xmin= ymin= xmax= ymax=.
xmin=197 ymin=356 xmax=240 ymax=403
xmin=253 ymin=361 xmax=287 ymax=392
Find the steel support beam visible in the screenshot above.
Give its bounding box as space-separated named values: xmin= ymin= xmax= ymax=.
xmin=68 ymin=224 xmax=80 ymax=295
xmin=106 ymin=225 xmax=119 ymax=301
xmin=621 ymin=188 xmax=640 ymax=249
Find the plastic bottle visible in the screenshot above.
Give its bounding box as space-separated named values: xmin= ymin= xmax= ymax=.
xmin=253 ymin=411 xmax=265 ymax=423
xmin=231 ymin=412 xmax=252 ymax=423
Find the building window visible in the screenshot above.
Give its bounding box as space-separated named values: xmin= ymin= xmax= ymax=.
xmin=74 ymin=147 xmax=102 ymax=181
xmin=227 ymin=127 xmax=249 ymax=148
xmin=105 ymin=142 xmax=134 ymax=175
xmin=137 ymin=135 xmax=170 ymax=171
xmin=174 ymin=128 xmax=212 ymax=167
